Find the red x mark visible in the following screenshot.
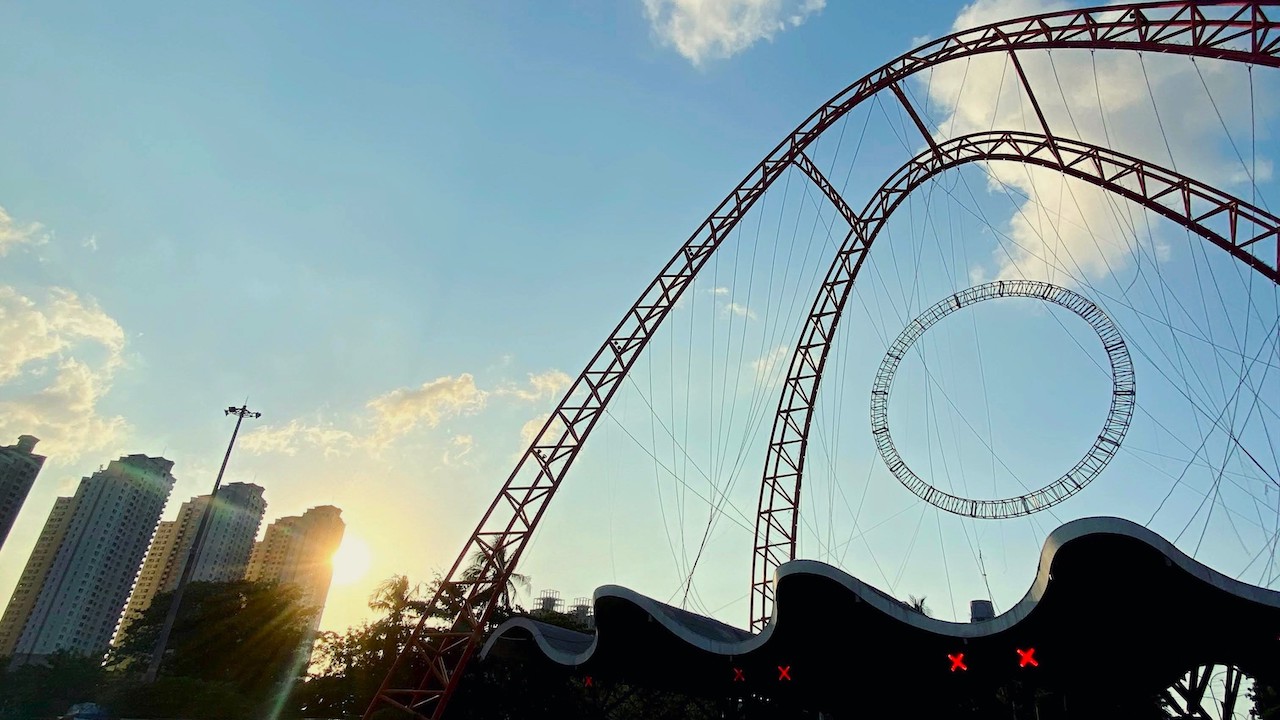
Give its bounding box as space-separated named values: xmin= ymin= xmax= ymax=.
xmin=777 ymin=665 xmax=792 ymax=681
xmin=584 ymin=675 xmax=594 ymax=687
xmin=732 ymin=668 xmax=745 ymax=682
xmin=948 ymin=653 xmax=967 ymax=672
xmin=1017 ymin=648 xmax=1038 ymax=668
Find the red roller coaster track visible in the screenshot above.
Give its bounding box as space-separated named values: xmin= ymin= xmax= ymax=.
xmin=367 ymin=3 xmax=1280 ymax=717
xmin=751 ymin=129 xmax=1280 ymax=630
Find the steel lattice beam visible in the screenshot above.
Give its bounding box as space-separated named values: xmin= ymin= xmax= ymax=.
xmin=751 ymin=129 xmax=1280 ymax=631
xmin=367 ymin=4 xmax=1280 ymax=717
xmin=870 ymin=281 xmax=1135 ymax=518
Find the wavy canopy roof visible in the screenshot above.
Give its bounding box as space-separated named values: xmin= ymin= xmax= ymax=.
xmin=483 ymin=517 xmax=1280 ymax=714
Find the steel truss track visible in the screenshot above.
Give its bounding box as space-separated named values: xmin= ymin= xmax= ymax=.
xmin=751 ymin=130 xmax=1280 ymax=630
xmin=870 ymin=280 xmax=1136 ymax=519
xmin=368 ymin=4 xmax=1280 ymax=717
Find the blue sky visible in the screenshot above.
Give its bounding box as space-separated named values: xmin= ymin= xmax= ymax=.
xmin=2 ymin=0 xmax=1278 ymax=636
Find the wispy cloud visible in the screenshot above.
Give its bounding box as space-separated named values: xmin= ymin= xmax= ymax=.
xmin=519 ymin=413 xmax=567 ymax=448
xmin=721 ymin=301 xmax=757 ymax=320
xmin=243 ymin=373 xmax=487 ymax=457
xmin=708 ymin=287 xmax=758 ymax=319
xmin=495 ymin=369 xmax=572 ymax=402
xmin=239 ymin=419 xmax=358 ymax=458
xmin=0 ymin=205 xmax=47 ymax=257
xmin=442 ymin=433 xmax=475 ymax=466
xmin=643 ymin=0 xmax=826 ymax=66
xmin=751 ymin=344 xmax=789 ymax=384
xmin=244 ymin=368 xmax=574 ymax=460
xmin=367 ymin=373 xmax=488 ymax=448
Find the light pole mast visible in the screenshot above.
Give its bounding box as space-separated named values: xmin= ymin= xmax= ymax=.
xmin=143 ymin=404 xmax=261 ymax=683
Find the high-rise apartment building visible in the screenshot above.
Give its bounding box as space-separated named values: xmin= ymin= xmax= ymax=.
xmin=0 ymin=435 xmax=46 ymax=553
xmin=115 ymin=482 xmax=266 ymax=643
xmin=245 ymin=505 xmax=344 ymax=626
xmin=0 ymin=455 xmax=175 ymax=664
xmin=0 ymin=496 xmax=74 ymax=658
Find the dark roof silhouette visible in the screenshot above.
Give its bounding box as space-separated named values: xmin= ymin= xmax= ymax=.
xmin=483 ymin=517 xmax=1280 ymax=714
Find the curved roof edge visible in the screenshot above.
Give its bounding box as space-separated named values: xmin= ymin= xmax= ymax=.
xmin=482 ymin=516 xmax=1280 ymax=665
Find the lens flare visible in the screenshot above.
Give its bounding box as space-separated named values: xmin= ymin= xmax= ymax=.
xmin=330 ymin=534 xmax=371 ymax=587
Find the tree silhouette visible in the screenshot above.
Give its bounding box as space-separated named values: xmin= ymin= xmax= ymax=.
xmin=107 ymin=580 xmax=313 ymax=709
xmin=905 ymin=594 xmax=931 ymax=617
xmin=461 ymin=545 xmax=530 ymax=613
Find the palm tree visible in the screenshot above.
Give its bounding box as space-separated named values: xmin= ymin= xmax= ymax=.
xmin=368 ymin=574 xmax=426 ymax=626
xmin=461 ymin=546 xmax=530 ymax=612
xmin=905 ymin=595 xmax=932 ymax=617
xmin=367 ymin=574 xmax=430 ymax=668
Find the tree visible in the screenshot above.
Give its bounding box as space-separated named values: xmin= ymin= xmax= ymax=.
xmin=96 ymin=677 xmax=254 ymax=720
xmin=291 ymin=575 xmax=432 ymax=718
xmin=905 ymin=594 xmax=931 ymax=617
xmin=0 ymin=650 xmax=104 ymax=719
xmin=1251 ymin=679 xmax=1279 ymax=719
xmin=461 ymin=546 xmax=529 ymax=614
xmin=291 ymin=574 xmax=768 ymax=720
xmin=108 ymin=580 xmax=314 ymax=702
xmin=369 ymin=575 xmax=427 ymax=628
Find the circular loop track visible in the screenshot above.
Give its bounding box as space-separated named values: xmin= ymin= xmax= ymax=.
xmin=869 ymin=280 xmax=1136 ymax=519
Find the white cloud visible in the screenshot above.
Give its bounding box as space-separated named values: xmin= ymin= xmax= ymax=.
xmin=244 ymin=369 xmax=573 ymax=461
xmin=240 ymin=419 xmax=358 ymax=458
xmin=952 ymin=0 xmax=1070 ymax=29
xmin=643 ymin=0 xmax=826 ymax=66
xmin=367 ymin=373 xmax=488 ymax=447
xmin=707 ymin=287 xmax=758 ymax=319
xmin=496 ymin=369 xmax=573 ymax=402
xmin=721 ymin=301 xmax=757 ymax=319
xmin=0 ymin=205 xmax=46 ymax=257
xmin=519 ymin=413 xmax=567 ymax=448
xmin=0 ymin=286 xmax=127 ymax=463
xmin=927 ymin=0 xmax=1272 ymax=284
xmin=0 ymin=287 xmax=122 ymax=383
xmin=0 ymin=359 xmax=127 ymax=463
xmin=442 ymin=434 xmax=475 ymax=465
xmin=751 ymin=344 xmax=790 ymax=384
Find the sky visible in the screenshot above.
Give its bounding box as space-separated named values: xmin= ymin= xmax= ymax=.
xmin=1 ymin=0 xmax=1278 ymax=640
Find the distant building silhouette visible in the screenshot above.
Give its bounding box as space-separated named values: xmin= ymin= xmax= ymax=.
xmin=115 ymin=482 xmax=266 ymax=644
xmin=245 ymin=505 xmax=344 ymax=630
xmin=0 ymin=455 xmax=175 ymax=665
xmin=0 ymin=436 xmax=46 ymax=554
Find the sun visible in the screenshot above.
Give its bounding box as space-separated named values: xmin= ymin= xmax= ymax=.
xmin=330 ymin=534 xmax=372 ymax=587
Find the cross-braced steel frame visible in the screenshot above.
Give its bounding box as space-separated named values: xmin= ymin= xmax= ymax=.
xmin=367 ymin=3 xmax=1280 ymax=717
xmin=749 ymin=127 xmax=1280 ymax=629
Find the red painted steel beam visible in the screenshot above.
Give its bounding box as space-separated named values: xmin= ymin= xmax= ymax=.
xmin=890 ymin=83 xmax=943 ymax=157
xmin=791 ymin=151 xmax=857 ymax=227
xmin=751 ymin=129 xmax=1280 ymax=631
xmin=367 ymin=4 xmax=1280 ymax=717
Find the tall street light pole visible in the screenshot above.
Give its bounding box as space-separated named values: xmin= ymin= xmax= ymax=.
xmin=143 ymin=404 xmax=261 ymax=683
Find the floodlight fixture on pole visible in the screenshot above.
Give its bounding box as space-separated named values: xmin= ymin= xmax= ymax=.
xmin=143 ymin=403 xmax=260 ymax=683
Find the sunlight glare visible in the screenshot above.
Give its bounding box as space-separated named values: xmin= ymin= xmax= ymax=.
xmin=330 ymin=534 xmax=372 ymax=586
